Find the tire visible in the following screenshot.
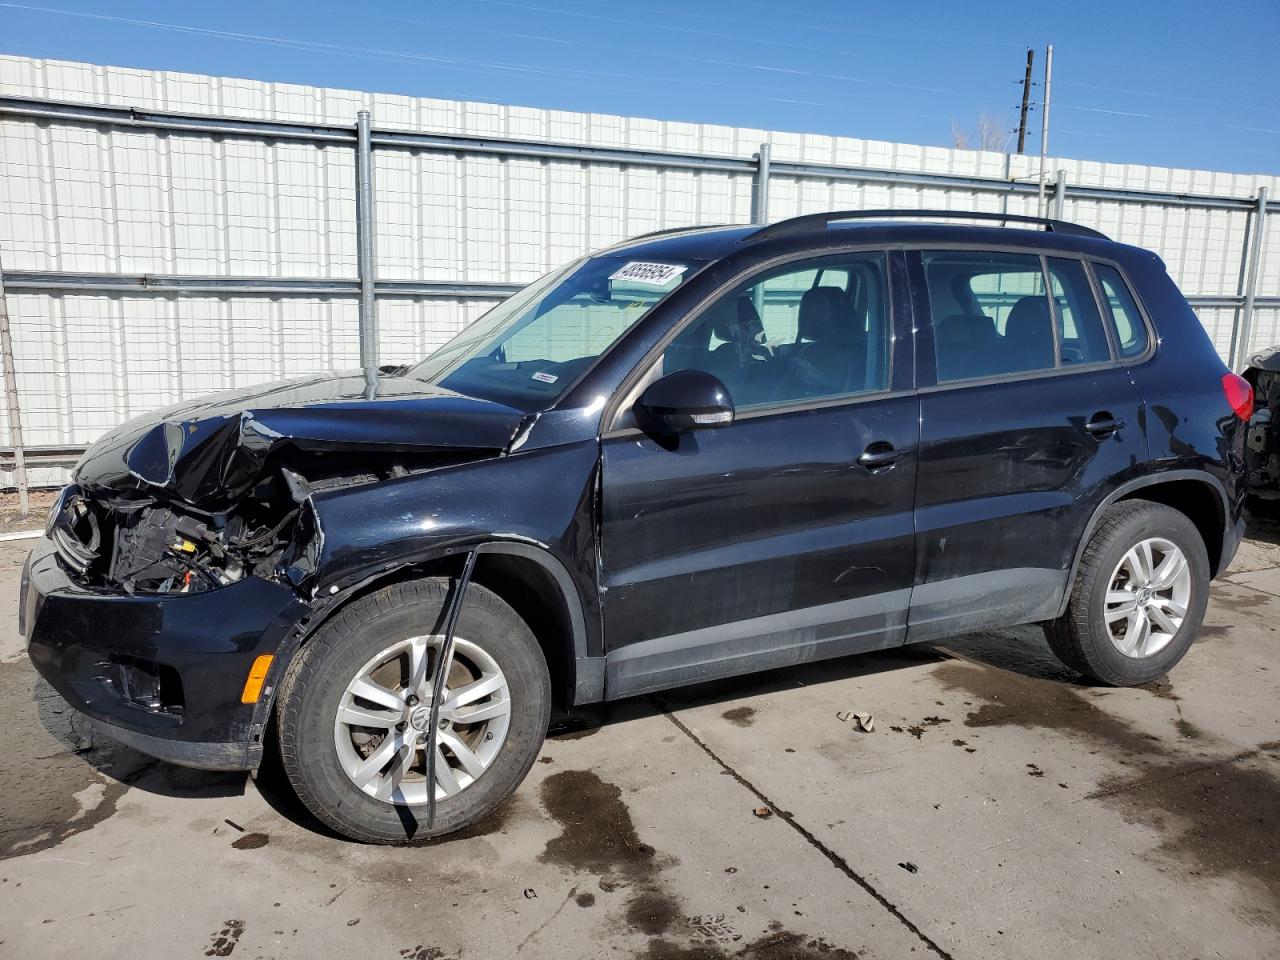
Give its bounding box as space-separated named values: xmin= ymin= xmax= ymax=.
xmin=1045 ymin=499 xmax=1210 ymax=686
xmin=276 ymin=578 xmax=550 ymax=843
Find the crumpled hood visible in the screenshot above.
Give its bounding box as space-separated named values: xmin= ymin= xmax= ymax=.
xmin=73 ymin=370 xmax=527 ymax=509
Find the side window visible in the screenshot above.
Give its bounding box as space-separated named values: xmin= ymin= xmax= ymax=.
xmin=923 ymin=251 xmax=1053 ymax=382
xmin=1093 ymin=263 xmax=1150 ymax=358
xmin=1046 ymin=258 xmax=1112 ymax=365
xmin=662 ymin=253 xmax=889 ymax=409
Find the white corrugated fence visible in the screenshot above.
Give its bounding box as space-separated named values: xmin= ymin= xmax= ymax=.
xmin=0 ymin=54 xmax=1277 ymax=488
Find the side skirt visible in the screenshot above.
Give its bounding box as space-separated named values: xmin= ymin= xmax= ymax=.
xmin=603 ymin=590 xmax=910 ymax=701
xmin=904 ymin=567 xmax=1066 ymax=644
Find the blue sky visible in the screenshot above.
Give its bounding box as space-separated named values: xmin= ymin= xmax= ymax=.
xmin=2 ymin=0 xmax=1277 ymax=174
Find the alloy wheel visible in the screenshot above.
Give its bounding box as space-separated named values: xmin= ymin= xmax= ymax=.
xmin=332 ymin=635 xmax=511 ymax=804
xmin=1102 ymin=537 xmax=1192 ymax=659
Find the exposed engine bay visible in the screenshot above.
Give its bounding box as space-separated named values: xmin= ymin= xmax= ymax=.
xmin=52 ymin=456 xmax=417 ymax=595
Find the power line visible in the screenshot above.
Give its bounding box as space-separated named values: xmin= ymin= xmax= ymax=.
xmin=321 ymin=0 xmax=942 ymax=75
xmin=1058 ymin=104 xmax=1157 ymax=120
xmin=1058 ymin=80 xmax=1280 ymax=117
xmin=6 ymin=1 xmax=1275 ymax=163
xmin=519 ymin=0 xmax=1030 ymax=50
xmin=1 ymin=2 xmax=971 ymax=107
xmin=461 ymin=0 xmax=851 ymax=55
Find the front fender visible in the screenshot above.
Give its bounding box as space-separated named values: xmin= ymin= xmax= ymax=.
xmin=304 ymin=441 xmax=599 ymax=595
xmin=283 ymin=440 xmax=605 ymax=703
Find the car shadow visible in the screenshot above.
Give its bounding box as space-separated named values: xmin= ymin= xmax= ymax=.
xmin=1245 ymin=502 xmax=1280 ymax=547
xmin=30 ymin=670 xmax=249 ymax=801
xmin=549 ymin=624 xmax=1085 ymax=740
xmin=27 ymin=623 xmax=1089 ymax=840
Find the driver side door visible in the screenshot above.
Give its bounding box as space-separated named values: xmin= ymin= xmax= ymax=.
xmin=598 ymin=250 xmax=919 ymax=698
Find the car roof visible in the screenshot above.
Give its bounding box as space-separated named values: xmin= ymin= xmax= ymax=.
xmin=606 ymin=216 xmax=1146 ymax=266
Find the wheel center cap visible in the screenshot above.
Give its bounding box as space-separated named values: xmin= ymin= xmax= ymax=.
xmin=408 ymin=706 xmax=431 ymax=731
xmin=1137 ymin=586 xmax=1153 ymax=604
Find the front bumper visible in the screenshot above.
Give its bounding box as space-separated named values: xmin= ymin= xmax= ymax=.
xmin=22 ymin=537 xmax=309 ymax=770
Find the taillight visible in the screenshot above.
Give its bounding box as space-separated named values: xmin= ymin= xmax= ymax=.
xmin=1222 ymin=372 xmax=1254 ymax=421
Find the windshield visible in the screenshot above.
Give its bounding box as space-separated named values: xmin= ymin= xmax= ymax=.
xmin=406 ymin=254 xmax=704 ymax=411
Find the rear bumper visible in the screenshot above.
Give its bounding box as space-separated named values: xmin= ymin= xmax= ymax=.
xmin=22 ymin=537 xmax=309 ymax=771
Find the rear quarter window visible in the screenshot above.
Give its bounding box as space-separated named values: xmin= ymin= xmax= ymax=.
xmin=1093 ymin=263 xmax=1150 ymax=358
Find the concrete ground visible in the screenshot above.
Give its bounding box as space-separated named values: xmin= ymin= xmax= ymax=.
xmin=2 ymin=519 xmax=1280 ymax=960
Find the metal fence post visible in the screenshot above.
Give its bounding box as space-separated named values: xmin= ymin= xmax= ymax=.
xmin=1234 ymin=186 xmax=1268 ymax=371
xmin=0 ymin=258 xmax=30 ymax=514
xmin=1052 ymin=169 xmax=1067 ymax=220
xmin=355 ymin=109 xmax=378 ymax=370
xmin=752 ymin=142 xmax=771 ymax=225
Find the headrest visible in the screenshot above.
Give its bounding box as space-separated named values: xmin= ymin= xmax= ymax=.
xmin=797 ymin=287 xmax=850 ymax=343
xmin=1003 ymin=295 xmax=1054 ymax=367
xmin=1006 ymin=295 xmax=1051 ymax=339
xmin=1003 ymin=299 xmax=1054 ymax=350
xmin=712 ymin=296 xmax=764 ymax=344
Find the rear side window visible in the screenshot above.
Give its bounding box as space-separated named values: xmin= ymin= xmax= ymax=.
xmin=1093 ymin=264 xmax=1149 ymax=358
xmin=923 ymin=251 xmax=1054 ymax=382
xmin=1046 ymin=258 xmax=1112 ymax=365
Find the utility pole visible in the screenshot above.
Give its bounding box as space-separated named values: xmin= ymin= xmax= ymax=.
xmin=1037 ymin=43 xmax=1054 ymax=216
xmin=1016 ymin=48 xmax=1034 ymax=154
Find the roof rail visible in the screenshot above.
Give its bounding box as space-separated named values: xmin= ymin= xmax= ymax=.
xmin=744 ymin=209 xmax=1109 ymax=243
xmin=621 ymin=223 xmax=732 ymax=244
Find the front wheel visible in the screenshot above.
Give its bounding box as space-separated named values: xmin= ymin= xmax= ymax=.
xmin=276 ymin=578 xmax=551 ymax=843
xmin=1045 ymin=500 xmax=1210 ymax=686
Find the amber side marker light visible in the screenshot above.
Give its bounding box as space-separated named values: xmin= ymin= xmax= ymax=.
xmin=240 ymin=654 xmax=275 ymax=704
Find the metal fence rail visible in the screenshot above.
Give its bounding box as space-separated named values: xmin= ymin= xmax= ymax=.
xmin=0 ymin=84 xmax=1275 ymax=503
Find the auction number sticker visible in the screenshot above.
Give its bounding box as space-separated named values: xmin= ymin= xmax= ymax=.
xmin=531 ymin=370 xmax=559 ymax=384
xmin=609 ymin=261 xmax=687 ymax=286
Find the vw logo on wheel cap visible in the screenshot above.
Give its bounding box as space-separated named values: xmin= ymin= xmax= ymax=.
xmin=408 ymin=706 xmax=431 ymax=731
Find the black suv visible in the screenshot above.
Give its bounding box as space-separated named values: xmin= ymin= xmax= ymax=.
xmin=22 ymin=210 xmax=1250 ymax=843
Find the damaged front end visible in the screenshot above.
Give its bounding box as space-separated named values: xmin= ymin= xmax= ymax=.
xmin=53 ymin=373 xmax=528 ymax=598
xmin=49 ymin=472 xmax=318 ymax=597
xmin=24 ymin=374 xmax=529 ymax=770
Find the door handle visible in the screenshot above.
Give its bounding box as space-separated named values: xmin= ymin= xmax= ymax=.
xmin=1085 ymin=412 xmax=1126 ymax=437
xmin=858 ymin=442 xmax=899 ymax=470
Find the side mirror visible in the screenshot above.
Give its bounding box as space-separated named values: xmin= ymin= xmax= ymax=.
xmin=636 ymin=369 xmax=735 ymax=433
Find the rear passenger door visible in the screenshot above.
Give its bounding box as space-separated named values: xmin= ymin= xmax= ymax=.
xmin=599 ymin=251 xmax=919 ymax=697
xmin=906 ymin=249 xmax=1148 ymax=641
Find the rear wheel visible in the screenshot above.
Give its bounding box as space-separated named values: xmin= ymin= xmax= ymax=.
xmin=276 ymin=578 xmax=550 ymax=843
xmin=1045 ymin=500 xmax=1210 ymax=685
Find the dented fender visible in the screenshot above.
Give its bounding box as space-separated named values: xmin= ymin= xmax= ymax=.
xmin=280 ymin=439 xmax=606 ymax=695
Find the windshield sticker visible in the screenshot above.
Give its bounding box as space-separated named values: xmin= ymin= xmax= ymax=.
xmin=609 ymin=261 xmax=688 ymax=286
xmin=531 ymin=370 xmax=559 ymax=384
